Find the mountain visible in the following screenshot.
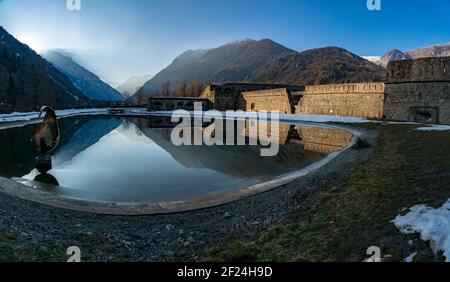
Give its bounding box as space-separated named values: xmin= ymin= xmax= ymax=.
xmin=406 ymin=42 xmax=450 ymax=58
xmin=135 ymin=39 xmax=295 ymax=97
xmin=0 ymin=26 xmax=91 ymax=113
xmin=375 ymin=43 xmax=450 ymax=67
xmin=377 ymin=49 xmax=412 ymax=67
xmin=116 ymin=74 xmax=153 ymax=97
xmin=42 ymin=50 xmax=123 ymax=102
xmin=248 ymin=47 xmax=386 ymax=85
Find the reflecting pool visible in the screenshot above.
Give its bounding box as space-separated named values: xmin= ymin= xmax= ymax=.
xmin=0 ymin=116 xmax=352 ymax=204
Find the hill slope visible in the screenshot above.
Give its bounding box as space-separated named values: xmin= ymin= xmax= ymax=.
xmin=248 ymin=47 xmax=385 ymax=85
xmin=406 ymin=42 xmax=450 ymax=58
xmin=135 ymin=40 xmax=385 ymax=99
xmin=377 ymin=43 xmax=450 ymax=67
xmin=43 ymin=50 xmax=123 ymax=102
xmin=0 ymin=26 xmax=91 ymax=113
xmin=136 ymin=39 xmax=294 ymax=97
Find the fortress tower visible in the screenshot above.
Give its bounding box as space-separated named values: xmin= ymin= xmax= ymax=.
xmin=384 ymin=57 xmax=450 ymax=124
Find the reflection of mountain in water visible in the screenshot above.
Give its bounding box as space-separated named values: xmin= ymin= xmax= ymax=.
xmin=53 ymin=117 xmax=121 ymax=165
xmin=0 ymin=115 xmax=353 ymax=184
xmin=133 ymin=117 xmax=325 ymax=178
xmin=0 ymin=122 xmax=37 ymax=178
xmin=0 ymin=116 xmax=121 ymax=178
xmin=0 ymin=117 xmax=96 ymax=177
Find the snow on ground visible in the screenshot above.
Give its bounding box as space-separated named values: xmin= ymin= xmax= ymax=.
xmin=0 ymin=108 xmax=108 ymax=123
xmin=150 ymin=111 xmax=376 ymax=124
xmin=404 ymin=252 xmax=417 ymax=262
xmin=279 ymin=114 xmax=374 ymax=123
xmin=416 ymin=124 xmax=450 ymax=131
xmin=2 ymin=108 xmax=448 ymax=130
xmin=393 ymin=199 xmax=450 ymax=262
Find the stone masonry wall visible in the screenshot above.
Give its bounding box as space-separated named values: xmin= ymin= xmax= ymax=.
xmin=384 ymin=57 xmax=450 ymax=124
xmin=239 ymin=88 xmax=293 ymax=114
xmin=201 ymin=83 xmax=304 ymax=111
xmin=296 ymin=83 xmax=385 ymax=118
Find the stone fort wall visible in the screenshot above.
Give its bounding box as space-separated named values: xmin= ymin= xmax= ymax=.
xmin=157 ymin=57 xmax=449 ymax=124
xmin=201 ymin=83 xmax=303 ymax=111
xmin=384 ymin=57 xmax=450 ymax=124
xmin=238 ymin=88 xmax=293 ymax=114
xmin=296 ymin=83 xmax=385 ymax=118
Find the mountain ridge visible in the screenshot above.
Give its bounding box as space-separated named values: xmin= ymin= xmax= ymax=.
xmin=135 ymin=38 xmax=295 ymax=98
xmin=134 ymin=39 xmax=384 ymax=99
xmin=42 ymin=50 xmax=124 ymax=102
xmin=0 ymin=26 xmax=91 ymax=113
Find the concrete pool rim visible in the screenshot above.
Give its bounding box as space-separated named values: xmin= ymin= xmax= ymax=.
xmin=0 ymin=112 xmax=364 ymax=216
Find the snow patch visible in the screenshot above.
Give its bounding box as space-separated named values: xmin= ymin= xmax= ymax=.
xmin=404 ymin=252 xmax=417 ymax=262
xmin=416 ymin=125 xmax=450 ymax=131
xmin=393 ymin=200 xmax=450 ymax=262
xmin=279 ymin=114 xmax=374 ymax=123
xmin=148 ymin=111 xmax=375 ymax=124
xmin=0 ymin=108 xmax=108 ymax=123
xmin=363 ymin=56 xmax=381 ymax=63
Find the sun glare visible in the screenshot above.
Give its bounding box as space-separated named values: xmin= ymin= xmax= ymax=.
xmin=17 ymin=34 xmax=44 ymax=53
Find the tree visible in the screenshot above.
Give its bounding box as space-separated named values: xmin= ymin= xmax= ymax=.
xmin=161 ymin=81 xmax=172 ymax=97
xmin=186 ymin=81 xmax=205 ymax=97
xmin=137 ymin=92 xmax=148 ymax=106
xmin=177 ymin=80 xmax=187 ymax=97
xmin=123 ymin=91 xmax=131 ymax=106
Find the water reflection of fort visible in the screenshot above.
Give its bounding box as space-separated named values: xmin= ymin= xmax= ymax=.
xmin=296 ymin=125 xmax=352 ymax=154
xmin=138 ymin=116 xmax=352 ymax=154
xmin=131 ymin=116 xmax=352 ymax=178
xmin=133 ymin=117 xmax=321 ymax=178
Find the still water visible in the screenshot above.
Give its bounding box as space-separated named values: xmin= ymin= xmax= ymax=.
xmin=0 ymin=116 xmax=352 ymax=204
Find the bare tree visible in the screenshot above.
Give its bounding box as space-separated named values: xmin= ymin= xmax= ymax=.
xmin=161 ymin=81 xmax=172 ymax=97
xmin=123 ymin=91 xmax=131 ymax=106
xmin=177 ymin=80 xmax=187 ymax=97
xmin=137 ymin=92 xmax=147 ymax=106
xmin=187 ymin=81 xmax=205 ymax=97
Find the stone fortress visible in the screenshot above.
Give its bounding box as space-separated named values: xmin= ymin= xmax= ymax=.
xmin=148 ymin=56 xmax=450 ymax=124
xmin=384 ymin=57 xmax=450 ymax=124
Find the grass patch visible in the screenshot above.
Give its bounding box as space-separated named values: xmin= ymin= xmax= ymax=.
xmin=202 ymin=124 xmax=450 ymax=262
xmin=0 ymin=230 xmax=66 ymax=262
xmin=0 ymin=231 xmax=26 ymax=262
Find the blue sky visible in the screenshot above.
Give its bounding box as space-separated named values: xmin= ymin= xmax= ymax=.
xmin=0 ymin=0 xmax=449 ymax=84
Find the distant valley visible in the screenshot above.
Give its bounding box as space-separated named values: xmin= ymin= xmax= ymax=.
xmin=42 ymin=50 xmax=124 ymax=102
xmin=116 ymin=74 xmax=153 ymax=97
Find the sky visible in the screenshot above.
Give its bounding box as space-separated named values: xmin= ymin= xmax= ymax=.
xmin=0 ymin=0 xmax=449 ymax=85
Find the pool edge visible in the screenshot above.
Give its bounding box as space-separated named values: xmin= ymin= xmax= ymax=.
xmin=0 ymin=122 xmax=364 ymax=216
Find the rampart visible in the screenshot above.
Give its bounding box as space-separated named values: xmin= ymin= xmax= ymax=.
xmin=384 ymin=57 xmax=450 ymax=124
xmin=239 ymin=88 xmax=293 ymax=114
xmin=296 ymin=83 xmax=385 ymax=118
